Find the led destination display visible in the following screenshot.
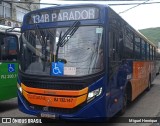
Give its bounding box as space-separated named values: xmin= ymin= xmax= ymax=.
xmin=28 ymin=7 xmax=99 ymax=24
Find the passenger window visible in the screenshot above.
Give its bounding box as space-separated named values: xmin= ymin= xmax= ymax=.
xmin=109 ymin=30 xmax=122 ymax=78
xmin=124 ymin=27 xmax=134 ymax=59
xmin=150 ymin=45 xmax=153 ymax=60
xmin=147 ymin=43 xmax=150 ymax=60
xmin=141 ymin=40 xmax=146 ymax=60
xmin=135 ymin=36 xmax=141 ymax=59
xmin=109 ymin=31 xmax=121 ymax=61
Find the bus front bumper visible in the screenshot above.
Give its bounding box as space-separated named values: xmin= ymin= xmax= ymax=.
xmin=18 ymin=90 xmax=106 ymax=121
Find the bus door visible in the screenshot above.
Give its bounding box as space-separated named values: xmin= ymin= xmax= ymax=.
xmin=0 ymin=34 xmax=19 ymax=101
xmin=108 ymin=30 xmax=124 ymax=116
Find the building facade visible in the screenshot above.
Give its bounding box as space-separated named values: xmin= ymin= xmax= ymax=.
xmin=0 ymin=0 xmax=40 ymax=27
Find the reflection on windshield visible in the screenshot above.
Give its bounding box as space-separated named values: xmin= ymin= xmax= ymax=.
xmin=20 ymin=26 xmax=104 ymax=76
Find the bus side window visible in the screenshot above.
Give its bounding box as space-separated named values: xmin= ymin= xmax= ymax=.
xmin=153 ymin=47 xmax=155 ymax=60
xmin=109 ymin=31 xmax=122 ymax=78
xmin=134 ymin=36 xmax=141 ymax=60
xmin=150 ymin=45 xmax=152 ymax=60
xmin=118 ymin=33 xmax=123 ymax=60
xmin=124 ymin=27 xmax=134 ymax=59
xmin=141 ymin=40 xmax=146 ymax=60
xmin=146 ymin=43 xmax=150 ymax=60
xmin=109 ymin=31 xmax=122 ymax=61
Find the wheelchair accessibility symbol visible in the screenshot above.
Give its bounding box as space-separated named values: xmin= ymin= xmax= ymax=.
xmin=51 ymin=62 xmax=64 ymax=76
xmin=8 ymin=64 xmax=15 ymax=73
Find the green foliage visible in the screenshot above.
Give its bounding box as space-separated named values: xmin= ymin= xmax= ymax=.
xmin=139 ymin=27 xmax=160 ymax=46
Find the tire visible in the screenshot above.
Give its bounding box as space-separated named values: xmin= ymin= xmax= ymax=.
xmin=146 ymin=78 xmax=151 ymax=91
xmin=156 ymin=68 xmax=160 ymax=76
xmin=119 ymin=91 xmax=127 ymax=115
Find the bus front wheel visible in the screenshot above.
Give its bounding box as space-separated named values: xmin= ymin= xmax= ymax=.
xmin=119 ymin=91 xmax=127 ymax=115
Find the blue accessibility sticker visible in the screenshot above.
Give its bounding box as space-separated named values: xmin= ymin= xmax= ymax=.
xmin=8 ymin=64 xmax=15 ymax=73
xmin=51 ymin=62 xmax=64 ymax=76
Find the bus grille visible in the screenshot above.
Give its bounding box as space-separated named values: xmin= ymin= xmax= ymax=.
xmin=22 ymin=80 xmax=85 ymax=90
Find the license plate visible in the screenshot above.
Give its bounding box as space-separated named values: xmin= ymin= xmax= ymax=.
xmin=40 ymin=113 xmax=56 ymax=119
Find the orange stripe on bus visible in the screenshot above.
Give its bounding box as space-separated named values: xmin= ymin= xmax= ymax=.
xmin=21 ymin=83 xmax=88 ymax=96
xmin=131 ymin=61 xmax=154 ymax=101
xmin=23 ymin=90 xmax=87 ymax=108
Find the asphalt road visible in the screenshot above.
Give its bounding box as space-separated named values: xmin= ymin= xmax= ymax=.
xmin=0 ymin=75 xmax=160 ymax=126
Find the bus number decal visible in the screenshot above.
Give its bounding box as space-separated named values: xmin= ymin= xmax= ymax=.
xmin=1 ymin=74 xmax=17 ymax=79
xmin=54 ymin=97 xmax=73 ymax=103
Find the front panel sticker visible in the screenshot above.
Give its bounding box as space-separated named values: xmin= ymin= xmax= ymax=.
xmin=96 ymin=28 xmax=103 ymax=33
xmin=51 ymin=62 xmax=64 ymax=76
xmin=64 ymin=67 xmax=76 ymax=75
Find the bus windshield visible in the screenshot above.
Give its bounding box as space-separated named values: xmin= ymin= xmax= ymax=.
xmin=0 ymin=35 xmax=18 ymax=61
xmin=20 ymin=25 xmax=104 ymax=76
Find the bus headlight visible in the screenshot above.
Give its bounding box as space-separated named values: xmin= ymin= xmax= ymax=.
xmin=87 ymin=87 xmax=102 ymax=102
xmin=17 ymin=83 xmax=22 ymax=93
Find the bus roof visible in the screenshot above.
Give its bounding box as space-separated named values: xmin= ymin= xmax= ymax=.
xmin=107 ymin=7 xmax=156 ymax=48
xmin=136 ymin=30 xmax=156 ymax=47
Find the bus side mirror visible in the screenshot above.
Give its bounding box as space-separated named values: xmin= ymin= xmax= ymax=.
xmin=2 ymin=36 xmax=18 ymax=60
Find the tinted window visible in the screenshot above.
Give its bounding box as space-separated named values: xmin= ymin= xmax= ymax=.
xmin=141 ymin=40 xmax=146 ymax=60
xmin=150 ymin=45 xmax=153 ymax=60
xmin=135 ymin=36 xmax=141 ymax=59
xmin=147 ymin=43 xmax=150 ymax=60
xmin=124 ymin=27 xmax=133 ymax=59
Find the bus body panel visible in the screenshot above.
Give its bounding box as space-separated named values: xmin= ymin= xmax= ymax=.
xmin=131 ymin=61 xmax=156 ymax=101
xmin=0 ymin=62 xmax=18 ymax=101
xmin=107 ymin=59 xmax=132 ymax=117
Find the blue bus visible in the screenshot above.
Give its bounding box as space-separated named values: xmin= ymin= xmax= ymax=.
xmin=17 ymin=4 xmax=159 ymax=121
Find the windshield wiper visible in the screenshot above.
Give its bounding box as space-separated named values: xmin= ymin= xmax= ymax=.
xmin=57 ymin=21 xmax=80 ymax=47
xmin=34 ymin=24 xmax=49 ymax=72
xmin=54 ymin=21 xmax=80 ymax=63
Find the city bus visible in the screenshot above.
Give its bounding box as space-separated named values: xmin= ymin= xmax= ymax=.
xmin=0 ymin=25 xmax=20 ymax=101
xmin=17 ymin=4 xmax=160 ymax=121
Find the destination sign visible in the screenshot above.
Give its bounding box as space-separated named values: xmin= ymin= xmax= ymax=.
xmin=28 ymin=7 xmax=99 ymax=24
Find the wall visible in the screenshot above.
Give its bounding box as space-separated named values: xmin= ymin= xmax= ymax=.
xmin=0 ymin=0 xmax=40 ymax=27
